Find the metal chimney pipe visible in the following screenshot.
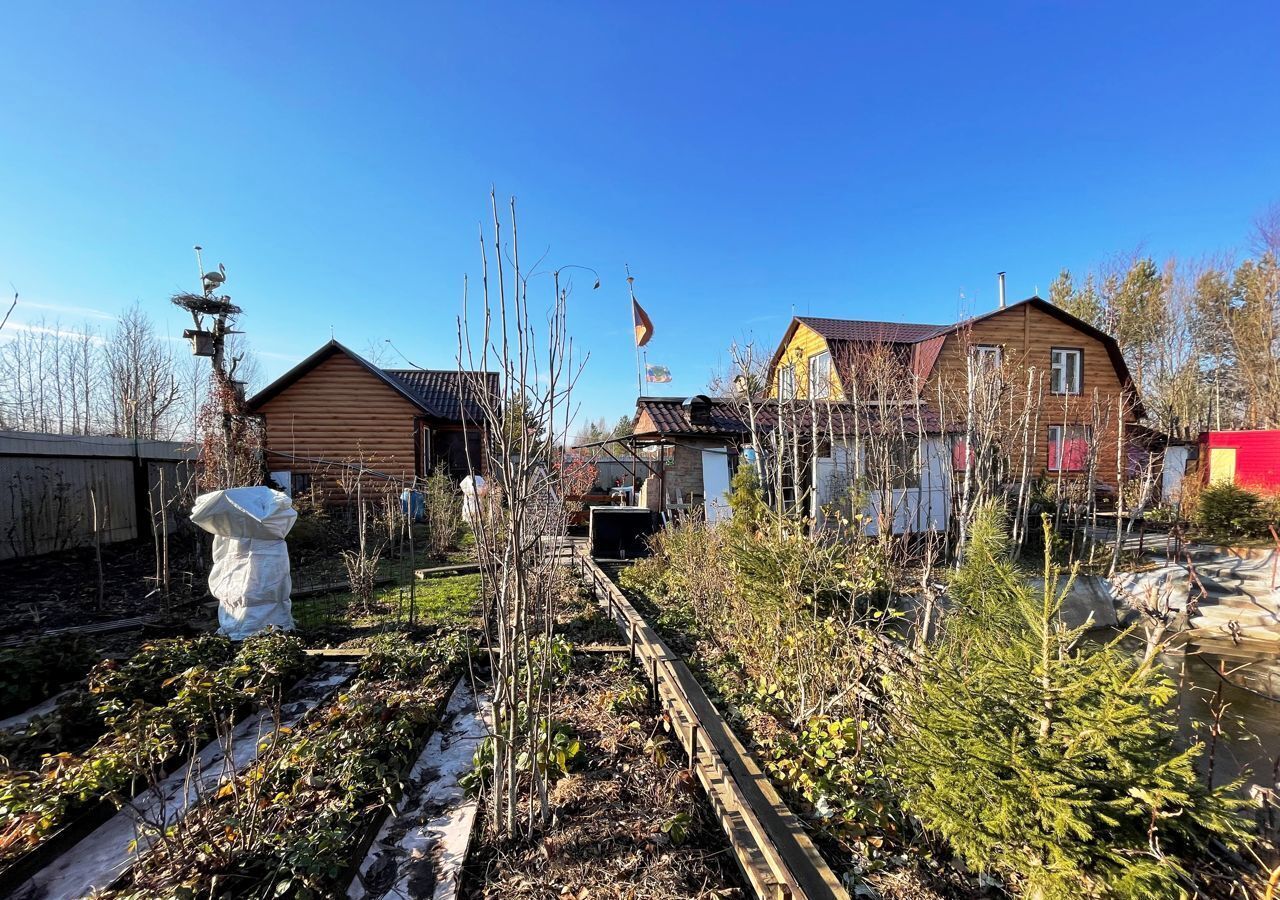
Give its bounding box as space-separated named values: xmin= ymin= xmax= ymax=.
xmin=997 ymin=271 xmax=1006 ymax=308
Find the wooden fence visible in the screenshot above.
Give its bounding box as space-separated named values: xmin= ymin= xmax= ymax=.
xmin=0 ymin=431 xmax=197 ymax=561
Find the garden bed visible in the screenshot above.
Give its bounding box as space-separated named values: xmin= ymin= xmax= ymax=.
xmin=0 ymin=632 xmax=314 ymax=891
xmin=99 ymin=633 xmax=464 ymax=898
xmin=460 ymin=571 xmax=746 ymax=900
xmin=0 ymin=538 xmax=206 ymax=643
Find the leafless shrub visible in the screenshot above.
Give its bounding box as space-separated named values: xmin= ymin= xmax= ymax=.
xmin=459 ymin=191 xmax=586 ymax=838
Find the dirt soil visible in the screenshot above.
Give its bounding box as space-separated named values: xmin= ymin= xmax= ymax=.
xmin=0 ymin=538 xmax=207 ymax=643
xmin=463 ymin=653 xmax=745 ymax=900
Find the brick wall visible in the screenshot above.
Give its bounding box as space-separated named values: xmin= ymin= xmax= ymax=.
xmin=638 ymin=439 xmax=729 ymax=513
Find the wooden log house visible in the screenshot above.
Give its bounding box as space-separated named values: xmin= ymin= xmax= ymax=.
xmin=247 ymin=340 xmax=496 ymax=503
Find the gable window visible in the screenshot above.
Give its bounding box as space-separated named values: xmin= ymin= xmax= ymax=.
xmin=1048 ymin=425 xmax=1091 ymax=472
xmin=777 ymin=364 xmax=796 ymax=400
xmin=973 ymin=344 xmax=1002 ymax=370
xmin=808 ymin=351 xmax=832 ymax=399
xmin=1050 ymin=348 xmax=1082 ymax=395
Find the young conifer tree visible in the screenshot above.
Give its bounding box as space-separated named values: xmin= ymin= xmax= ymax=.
xmin=891 ymin=503 xmax=1248 ymax=899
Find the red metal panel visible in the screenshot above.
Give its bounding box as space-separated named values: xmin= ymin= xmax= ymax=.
xmin=1202 ymin=430 xmax=1280 ymax=490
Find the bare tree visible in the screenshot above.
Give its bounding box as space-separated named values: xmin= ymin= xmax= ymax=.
xmin=103 ymin=303 xmax=184 ymax=439
xmin=460 ymin=191 xmax=586 ymax=839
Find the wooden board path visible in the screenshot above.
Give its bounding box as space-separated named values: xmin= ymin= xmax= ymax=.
xmin=414 ymin=562 xmax=481 ymax=579
xmin=567 ymin=543 xmax=848 ymax=900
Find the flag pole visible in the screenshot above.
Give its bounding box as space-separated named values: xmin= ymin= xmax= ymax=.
xmin=626 ymin=266 xmax=643 ymax=396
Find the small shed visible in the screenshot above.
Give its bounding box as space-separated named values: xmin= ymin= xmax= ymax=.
xmin=1201 ymin=430 xmax=1280 ymax=491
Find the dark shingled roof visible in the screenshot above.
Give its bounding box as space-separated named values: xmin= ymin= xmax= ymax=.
xmin=795 ymin=316 xmax=945 ymax=344
xmin=247 ymin=340 xmax=498 ymax=425
xmin=385 ymin=369 xmax=500 ymax=422
xmin=633 ymin=397 xmax=750 ymax=437
xmin=633 ymin=396 xmax=944 ymax=439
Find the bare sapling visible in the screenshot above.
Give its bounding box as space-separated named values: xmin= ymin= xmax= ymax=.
xmin=89 ymin=483 xmax=106 ymax=612
xmin=337 ymin=457 xmax=386 ymax=614
xmin=458 ymin=191 xmax=587 ymax=839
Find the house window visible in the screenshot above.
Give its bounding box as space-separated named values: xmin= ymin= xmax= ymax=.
xmin=808 ymin=351 xmax=832 ymax=399
xmin=1050 ymin=348 xmax=1082 ymax=395
xmin=973 ymin=344 xmax=1002 ymax=371
xmin=1048 ymin=425 xmax=1091 ymax=472
xmin=290 ymin=472 xmax=312 ymax=497
xmin=777 ymin=364 xmax=796 ymax=400
xmin=890 ymin=439 xmax=921 ymax=489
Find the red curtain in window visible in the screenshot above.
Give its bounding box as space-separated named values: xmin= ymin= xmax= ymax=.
xmin=1049 ymin=431 xmax=1089 ymax=471
xmin=1063 ymin=436 xmax=1088 ymax=471
xmin=952 ymin=437 xmax=974 ymax=471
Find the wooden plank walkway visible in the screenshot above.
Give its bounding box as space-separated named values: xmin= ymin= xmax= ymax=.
xmin=414 ymin=562 xmax=481 ymax=579
xmin=567 ymin=543 xmax=847 ymax=900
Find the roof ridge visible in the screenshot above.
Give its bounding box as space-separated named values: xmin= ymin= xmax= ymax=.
xmin=798 ymin=314 xmax=944 ymax=328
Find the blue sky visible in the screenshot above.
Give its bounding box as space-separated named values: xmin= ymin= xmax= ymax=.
xmin=2 ymin=2 xmax=1278 ymax=426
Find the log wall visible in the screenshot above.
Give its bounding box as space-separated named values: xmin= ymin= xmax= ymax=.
xmin=927 ymin=302 xmax=1138 ymax=485
xmin=254 ymin=353 xmax=420 ymax=501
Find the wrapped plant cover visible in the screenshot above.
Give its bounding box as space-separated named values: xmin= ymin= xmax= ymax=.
xmin=191 ymin=486 xmax=297 ymax=639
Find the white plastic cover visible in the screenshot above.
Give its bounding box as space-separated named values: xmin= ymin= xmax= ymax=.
xmin=190 ymin=487 xmax=298 ymax=640
xmin=460 ymin=474 xmax=487 ymax=525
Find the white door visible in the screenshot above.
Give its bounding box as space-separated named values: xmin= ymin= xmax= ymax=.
xmin=812 ymin=456 xmax=836 ymax=528
xmin=701 ymin=450 xmax=732 ymax=523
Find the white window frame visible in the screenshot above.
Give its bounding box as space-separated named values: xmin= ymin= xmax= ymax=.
xmin=777 ymin=363 xmax=796 ymax=400
xmin=973 ymin=344 xmax=1002 ymax=370
xmin=1050 ymin=347 xmax=1082 ymax=395
xmin=808 ymin=351 xmax=832 ymax=399
xmin=1047 ymin=424 xmax=1091 ymax=472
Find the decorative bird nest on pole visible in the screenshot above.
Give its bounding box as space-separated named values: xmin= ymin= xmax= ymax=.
xmin=171 ymin=292 xmax=243 ymax=317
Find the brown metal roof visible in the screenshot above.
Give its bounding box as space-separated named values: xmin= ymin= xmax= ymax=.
xmin=795 ymin=316 xmax=945 ymax=344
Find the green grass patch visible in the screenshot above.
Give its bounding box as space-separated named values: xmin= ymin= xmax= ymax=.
xmin=293 ymin=573 xmax=479 ymax=633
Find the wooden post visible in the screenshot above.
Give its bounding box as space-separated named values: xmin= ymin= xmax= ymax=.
xmin=688 ymin=722 xmax=699 ymax=773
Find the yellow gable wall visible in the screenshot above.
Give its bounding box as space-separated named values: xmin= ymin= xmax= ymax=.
xmin=770 ymin=322 xmax=842 ymax=399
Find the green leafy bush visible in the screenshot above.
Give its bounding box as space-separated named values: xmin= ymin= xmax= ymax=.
xmin=0 ymin=633 xmax=312 ymax=865
xmin=89 ymin=634 xmax=235 ymax=712
xmin=358 ymin=632 xmax=466 ymax=681
xmin=889 ymin=508 xmax=1249 ymax=898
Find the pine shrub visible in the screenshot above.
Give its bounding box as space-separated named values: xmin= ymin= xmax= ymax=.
xmin=890 ymin=507 xmax=1249 ymax=898
xmin=1195 ymin=482 xmax=1266 ymax=538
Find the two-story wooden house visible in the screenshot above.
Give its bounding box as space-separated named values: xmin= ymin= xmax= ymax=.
xmin=765 ymin=296 xmax=1144 ymax=531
